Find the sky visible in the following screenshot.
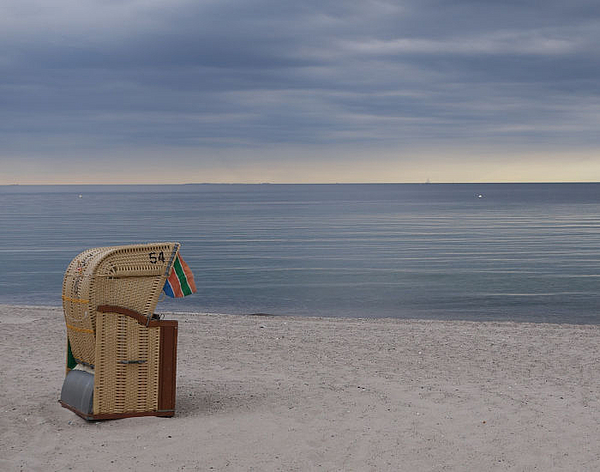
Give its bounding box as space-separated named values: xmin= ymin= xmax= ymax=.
xmin=1 ymin=0 xmax=599 ymax=184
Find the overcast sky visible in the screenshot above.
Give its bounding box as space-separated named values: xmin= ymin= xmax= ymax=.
xmin=1 ymin=0 xmax=599 ymax=183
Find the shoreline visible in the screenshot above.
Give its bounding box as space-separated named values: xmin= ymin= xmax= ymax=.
xmin=2 ymin=304 xmax=600 ymax=471
xmin=2 ymin=303 xmax=599 ymax=327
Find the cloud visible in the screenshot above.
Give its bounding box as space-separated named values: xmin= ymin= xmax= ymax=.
xmin=1 ymin=0 xmax=600 ymax=182
xmin=339 ymin=33 xmax=579 ymax=56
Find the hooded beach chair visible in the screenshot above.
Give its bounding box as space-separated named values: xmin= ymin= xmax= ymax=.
xmin=59 ymin=242 xmax=195 ymax=420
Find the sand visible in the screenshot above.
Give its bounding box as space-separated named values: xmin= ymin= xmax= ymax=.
xmin=1 ymin=304 xmax=599 ymax=471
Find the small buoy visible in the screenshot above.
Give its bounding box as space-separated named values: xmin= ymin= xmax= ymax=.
xmin=78 ymin=194 xmax=83 ymax=198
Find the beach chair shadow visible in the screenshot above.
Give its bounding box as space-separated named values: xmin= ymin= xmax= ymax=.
xmin=173 ymin=379 xmax=270 ymax=417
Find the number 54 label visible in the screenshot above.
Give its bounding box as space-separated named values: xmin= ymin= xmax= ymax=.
xmin=149 ymin=252 xmax=165 ymax=264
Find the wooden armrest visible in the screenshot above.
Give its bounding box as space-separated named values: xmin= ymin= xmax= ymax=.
xmin=97 ymin=305 xmax=161 ymax=327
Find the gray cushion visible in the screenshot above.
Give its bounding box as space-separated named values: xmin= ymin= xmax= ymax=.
xmin=60 ymin=369 xmax=94 ymax=415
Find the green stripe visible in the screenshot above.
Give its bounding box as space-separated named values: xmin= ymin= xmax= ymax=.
xmin=173 ymin=257 xmax=192 ymax=296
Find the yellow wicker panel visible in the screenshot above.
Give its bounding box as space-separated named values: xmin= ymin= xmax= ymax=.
xmin=94 ymin=312 xmax=161 ymax=415
xmin=62 ymin=247 xmax=105 ymax=366
xmin=93 ymin=277 xmax=165 ymax=320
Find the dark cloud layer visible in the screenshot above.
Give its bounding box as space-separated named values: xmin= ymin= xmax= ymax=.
xmin=1 ymin=0 xmax=599 ymax=164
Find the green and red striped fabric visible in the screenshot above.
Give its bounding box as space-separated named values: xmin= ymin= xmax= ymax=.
xmin=163 ymin=254 xmax=196 ymax=298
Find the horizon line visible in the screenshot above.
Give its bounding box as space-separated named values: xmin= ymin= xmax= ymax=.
xmin=2 ymin=181 xmax=600 ymax=186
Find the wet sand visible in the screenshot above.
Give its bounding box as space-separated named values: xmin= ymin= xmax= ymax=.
xmin=1 ymin=304 xmax=599 ymax=471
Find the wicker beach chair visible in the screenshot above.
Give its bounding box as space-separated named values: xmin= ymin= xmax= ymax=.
xmin=59 ymin=242 xmax=187 ymax=420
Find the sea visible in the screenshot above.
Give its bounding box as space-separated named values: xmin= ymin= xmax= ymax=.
xmin=1 ymin=183 xmax=599 ymax=324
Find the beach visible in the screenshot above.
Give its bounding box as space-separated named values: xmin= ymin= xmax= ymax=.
xmin=1 ymin=304 xmax=599 ymax=471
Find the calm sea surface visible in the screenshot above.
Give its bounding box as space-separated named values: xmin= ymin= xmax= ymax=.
xmin=1 ymin=183 xmax=599 ymax=323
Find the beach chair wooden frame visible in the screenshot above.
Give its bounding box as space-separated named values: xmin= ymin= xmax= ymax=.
xmin=59 ymin=242 xmax=182 ymax=420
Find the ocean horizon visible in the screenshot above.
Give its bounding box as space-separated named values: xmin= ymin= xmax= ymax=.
xmin=2 ymin=182 xmax=599 ymax=324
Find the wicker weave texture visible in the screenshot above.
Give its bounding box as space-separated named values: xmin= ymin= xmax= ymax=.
xmin=94 ymin=312 xmax=161 ymax=414
xmin=62 ymin=243 xmax=179 ymax=367
xmin=62 ymin=246 xmax=107 ymax=366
